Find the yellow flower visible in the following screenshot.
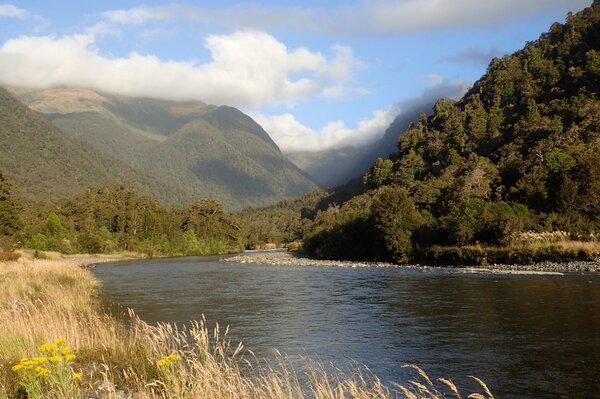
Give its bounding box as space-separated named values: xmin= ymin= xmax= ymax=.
xmin=72 ymin=372 xmax=82 ymax=381
xmin=48 ymin=355 xmax=62 ymax=363
xmin=54 ymin=338 xmax=67 ymax=347
xmin=65 ymin=354 xmax=76 ymax=362
xmin=157 ymin=354 xmax=180 ymax=367
xmin=11 ymin=364 xmax=24 ymax=372
xmin=61 ymin=346 xmax=72 ymax=355
xmin=35 ymin=366 xmax=50 ymax=378
xmin=12 ymin=355 xmax=49 ymax=373
xmin=39 ymin=343 xmax=58 ymax=354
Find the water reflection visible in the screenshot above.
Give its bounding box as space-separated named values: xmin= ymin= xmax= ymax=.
xmin=92 ymin=257 xmax=600 ymax=399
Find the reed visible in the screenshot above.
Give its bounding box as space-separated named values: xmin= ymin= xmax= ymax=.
xmin=0 ymin=259 xmax=494 ymax=399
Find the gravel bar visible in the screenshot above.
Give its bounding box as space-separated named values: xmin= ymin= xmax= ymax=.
xmin=224 ymin=250 xmax=600 ymax=273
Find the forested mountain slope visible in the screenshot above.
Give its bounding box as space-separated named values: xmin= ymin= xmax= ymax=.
xmin=7 ymin=87 xmax=317 ymax=209
xmin=0 ymin=87 xmax=185 ymax=204
xmin=242 ymin=2 xmax=600 ymax=262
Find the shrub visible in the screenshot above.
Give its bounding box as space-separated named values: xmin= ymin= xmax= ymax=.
xmin=304 ymin=212 xmax=384 ymax=261
xmin=478 ymin=201 xmax=530 ymax=244
xmin=442 ymin=198 xmax=486 ymax=245
xmin=371 ymin=186 xmax=423 ymax=263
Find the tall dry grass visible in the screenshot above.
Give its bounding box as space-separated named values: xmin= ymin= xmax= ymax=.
xmin=0 ymin=259 xmax=495 ymax=399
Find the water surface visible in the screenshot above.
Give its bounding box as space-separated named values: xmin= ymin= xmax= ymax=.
xmin=92 ymin=255 xmax=600 ymax=398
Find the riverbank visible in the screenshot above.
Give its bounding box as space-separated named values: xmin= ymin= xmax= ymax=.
xmin=0 ymin=257 xmax=494 ymax=399
xmin=11 ymin=249 xmax=146 ymax=268
xmin=226 ymin=250 xmax=397 ymax=268
xmin=225 ymin=249 xmax=600 ymax=273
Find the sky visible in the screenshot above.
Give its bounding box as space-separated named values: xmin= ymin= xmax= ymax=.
xmin=0 ymin=1 xmax=591 ymax=153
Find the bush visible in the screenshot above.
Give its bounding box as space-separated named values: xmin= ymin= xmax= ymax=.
xmin=371 ymin=186 xmax=423 ymax=263
xmin=442 ymin=198 xmax=486 ymax=245
xmin=478 ymin=201 xmax=530 ymax=244
xmin=303 ymin=212 xmax=385 ymax=261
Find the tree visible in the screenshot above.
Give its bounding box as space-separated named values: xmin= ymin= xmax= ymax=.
xmin=364 ymin=158 xmax=394 ymax=188
xmin=46 ymin=212 xmax=65 ymax=238
xmin=0 ymin=171 xmax=21 ymax=237
xmin=370 ymin=186 xmax=423 ymax=263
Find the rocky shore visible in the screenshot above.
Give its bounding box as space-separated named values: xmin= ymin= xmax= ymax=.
xmin=224 ymin=250 xmax=600 ymax=273
xmin=225 ymin=250 xmax=396 ymax=268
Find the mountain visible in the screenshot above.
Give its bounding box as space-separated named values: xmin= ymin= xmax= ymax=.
xmin=249 ymin=2 xmax=600 ymax=262
xmin=7 ymin=87 xmax=317 ymax=209
xmin=0 ymin=87 xmax=186 ymax=204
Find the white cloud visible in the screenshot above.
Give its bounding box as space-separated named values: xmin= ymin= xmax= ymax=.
xmin=103 ymin=5 xmax=184 ymax=25
xmin=253 ymin=107 xmax=398 ymax=153
xmin=103 ymin=1 xmax=590 ymax=35
xmin=0 ymin=3 xmax=26 ymax=18
xmin=0 ymin=30 xmax=363 ymax=107
xmin=254 ymin=78 xmax=470 ymax=152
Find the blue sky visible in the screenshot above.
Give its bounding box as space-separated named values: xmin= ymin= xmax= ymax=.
xmin=0 ymin=1 xmax=591 ymax=152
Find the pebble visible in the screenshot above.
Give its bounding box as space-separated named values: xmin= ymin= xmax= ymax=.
xmin=224 ymin=251 xmax=600 ymax=273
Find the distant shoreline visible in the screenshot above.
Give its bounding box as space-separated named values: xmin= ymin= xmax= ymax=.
xmin=225 ymin=250 xmax=600 ymax=274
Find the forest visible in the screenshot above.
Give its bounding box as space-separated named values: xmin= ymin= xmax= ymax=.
xmin=0 ymin=171 xmax=243 ymax=258
xmin=239 ymin=3 xmax=600 ymax=265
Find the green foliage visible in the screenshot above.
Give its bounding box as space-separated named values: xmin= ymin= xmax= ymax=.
xmin=46 ymin=212 xmax=65 ymax=239
xmin=0 ymin=170 xmax=21 ymax=237
xmin=544 ymin=150 xmax=575 ymax=174
xmin=0 ymin=87 xmax=186 ymax=206
xmin=303 ymin=193 xmax=386 ymax=261
xmin=8 ymin=183 xmax=243 ymax=256
xmin=364 ymin=158 xmax=394 ymax=188
xmin=443 ymin=199 xmax=487 ymax=245
xmin=370 ymin=186 xmax=423 ymax=263
xmin=303 ymin=212 xmax=381 ymax=260
xmin=237 ymin=190 xmax=330 ymax=249
xmin=479 ymin=202 xmax=530 ymax=244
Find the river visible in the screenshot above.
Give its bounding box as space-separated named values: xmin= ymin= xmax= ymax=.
xmin=91 ymin=255 xmax=600 ymax=398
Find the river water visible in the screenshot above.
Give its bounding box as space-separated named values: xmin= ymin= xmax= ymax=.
xmin=92 ymin=255 xmax=600 ymax=398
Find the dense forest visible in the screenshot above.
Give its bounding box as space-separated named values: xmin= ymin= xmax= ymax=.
xmin=240 ymin=2 xmax=600 ymax=264
xmin=0 ymin=172 xmax=243 ymax=257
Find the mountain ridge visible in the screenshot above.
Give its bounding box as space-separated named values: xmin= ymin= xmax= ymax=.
xmin=5 ymin=86 xmax=317 ymax=209
xmin=0 ymin=86 xmax=188 ymax=205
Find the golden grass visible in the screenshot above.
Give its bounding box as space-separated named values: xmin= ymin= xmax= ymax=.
xmin=0 ymin=258 xmax=495 ymax=399
xmin=509 ymin=230 xmax=572 ymax=244
xmin=13 ymin=249 xmax=148 ymax=262
xmin=465 ymin=240 xmax=600 ymax=255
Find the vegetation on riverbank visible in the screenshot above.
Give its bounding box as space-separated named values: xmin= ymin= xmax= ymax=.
xmin=412 ymin=240 xmax=600 ymax=266
xmin=1 ymin=171 xmax=243 ymax=258
xmin=0 ymin=258 xmax=495 ymax=398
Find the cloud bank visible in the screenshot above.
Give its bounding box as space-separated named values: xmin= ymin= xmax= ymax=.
xmin=255 ymin=79 xmax=470 ymax=153
xmin=0 ymin=30 xmax=363 ymax=107
xmin=103 ymin=0 xmax=590 ymax=35
xmin=253 ymin=108 xmax=398 ymax=153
